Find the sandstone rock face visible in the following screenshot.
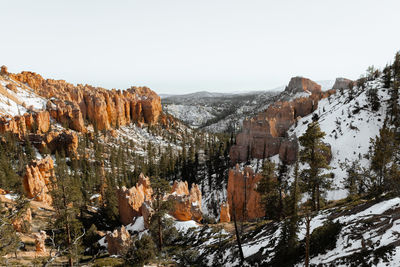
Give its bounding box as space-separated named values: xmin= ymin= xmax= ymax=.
xmin=285 ymin=76 xmax=322 ymax=94
xmin=12 ymin=207 xmax=32 ymax=232
xmin=220 ymin=202 xmax=231 ymax=223
xmin=171 ymin=180 xmax=190 ymax=195
xmin=10 ymin=71 xmax=163 ymax=132
xmin=23 ymin=157 xmax=54 ymax=204
xmin=0 ymin=111 xmax=50 ymax=136
xmin=34 ymin=230 xmax=47 ymax=253
xmin=332 ymin=77 xmax=353 ymax=90
xmin=118 ymin=176 xmax=203 ymax=225
xmin=230 ymin=77 xmax=335 ymax=164
xmin=117 ymin=174 xmax=153 ymax=225
xmin=41 ymin=130 xmax=78 ymax=156
xmin=227 ymin=165 xmax=264 ymax=221
xmin=106 ymin=226 xmax=131 ymax=255
xmin=169 ymin=181 xmax=202 ymax=222
xmin=140 ymin=201 xmax=154 ymax=229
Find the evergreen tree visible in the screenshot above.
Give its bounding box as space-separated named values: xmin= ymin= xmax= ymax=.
xmin=369 ymin=120 xmax=396 ymax=195
xmin=256 ymin=160 xmax=281 ymax=220
xmin=273 ymin=160 xmax=301 ymax=266
xmin=299 ymin=121 xmax=331 ymax=211
xmin=149 ymin=177 xmax=172 ymax=251
xmin=50 ymin=152 xmax=84 ymax=266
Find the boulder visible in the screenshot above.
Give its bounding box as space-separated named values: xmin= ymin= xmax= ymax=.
xmin=106 ymin=226 xmax=131 ymax=255
xmin=33 ymin=231 xmax=47 ymax=253
xmin=220 ymin=202 xmax=231 ymax=223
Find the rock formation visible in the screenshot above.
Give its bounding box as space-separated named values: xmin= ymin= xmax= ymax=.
xmin=9 ymin=70 xmax=164 ymax=132
xmin=117 ymin=174 xmax=153 ymax=225
xmin=332 ymin=77 xmax=353 ymax=90
xmin=106 ymin=226 xmax=131 ymax=255
xmin=118 ymin=176 xmax=203 ymax=225
xmin=285 ymin=76 xmax=321 ymax=94
xmin=227 ymin=165 xmax=264 ymax=220
xmin=34 ymin=231 xmax=47 ymax=253
xmin=23 ymin=157 xmax=55 ymax=204
xmin=220 ymin=202 xmax=231 ymax=223
xmin=0 ymin=111 xmax=50 ymax=136
xmin=230 ymin=77 xmax=335 ymax=164
xmin=168 ymin=181 xmax=202 ymax=222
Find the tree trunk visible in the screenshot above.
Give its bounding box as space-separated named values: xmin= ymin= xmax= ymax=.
xmin=305 ymin=213 xmax=311 ymax=267
xmin=232 ymin=197 xmax=245 ymax=265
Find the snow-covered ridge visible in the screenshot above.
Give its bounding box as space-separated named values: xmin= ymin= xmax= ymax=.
xmin=0 ymin=78 xmax=47 ymax=116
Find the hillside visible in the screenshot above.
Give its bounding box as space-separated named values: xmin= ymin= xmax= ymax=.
xmin=162 ymin=80 xmax=334 ymax=132
xmin=1 ymin=53 xmax=400 ymax=267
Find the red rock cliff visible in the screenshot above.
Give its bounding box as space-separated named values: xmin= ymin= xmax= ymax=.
xmin=10 ymin=71 xmax=163 ymax=131
xmin=227 ymin=165 xmax=264 ymax=220
xmin=230 ymin=77 xmax=335 ymax=164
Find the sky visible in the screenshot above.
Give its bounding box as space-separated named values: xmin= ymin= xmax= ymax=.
xmin=1 ymin=0 xmax=400 ymax=94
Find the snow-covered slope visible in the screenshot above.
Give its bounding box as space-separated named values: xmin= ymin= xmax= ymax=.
xmin=0 ymin=77 xmax=47 ymax=116
xmin=289 ymin=78 xmax=388 ymax=200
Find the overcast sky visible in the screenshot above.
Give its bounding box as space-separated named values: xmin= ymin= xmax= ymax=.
xmin=1 ymin=1 xmax=400 ymax=94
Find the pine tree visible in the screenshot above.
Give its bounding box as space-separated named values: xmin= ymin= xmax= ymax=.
xmin=273 ymin=160 xmax=301 ymax=265
xmin=149 ymin=177 xmax=172 ymax=251
xmin=50 ymin=152 xmax=84 ymax=266
xmin=256 ymin=159 xmax=281 ymax=220
xmin=299 ymin=121 xmax=331 ymax=211
xmin=369 ymin=120 xmax=396 ymax=195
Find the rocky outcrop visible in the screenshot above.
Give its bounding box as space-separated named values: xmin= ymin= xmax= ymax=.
xmin=140 ymin=201 xmax=154 ymax=229
xmin=230 ymin=77 xmax=335 ymax=164
xmin=23 ymin=157 xmax=54 ymax=204
xmin=168 ymin=181 xmax=202 ymax=222
xmin=285 ymin=76 xmax=321 ymax=94
xmin=0 ymin=111 xmax=50 ymax=135
xmin=332 ymin=78 xmax=353 ymax=90
xmin=34 ymin=231 xmax=47 ymax=253
xmin=0 ymin=65 xmax=8 ymax=76
xmin=106 ymin=226 xmax=131 ymax=255
xmin=220 ymin=202 xmax=231 ymax=223
xmin=9 ymin=71 xmax=163 ymax=132
xmin=118 ymin=176 xmax=203 ymax=225
xmin=40 ymin=130 xmax=78 ymax=156
xmin=117 ymin=174 xmax=153 ymax=225
xmin=227 ymin=165 xmax=264 ymax=221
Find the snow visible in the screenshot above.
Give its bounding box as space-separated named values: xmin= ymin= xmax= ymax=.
xmin=0 ymin=79 xmax=47 ymax=116
xmin=174 ymin=220 xmax=199 ymax=232
xmin=164 ymin=104 xmax=215 ymax=128
xmin=98 ymin=236 xmax=107 ymax=248
xmin=4 ymin=194 xmax=18 ymax=200
xmin=290 ymin=79 xmax=389 ymax=200
xmin=89 ymin=193 xmax=101 ymax=200
xmin=126 ymin=216 xmax=145 ymax=233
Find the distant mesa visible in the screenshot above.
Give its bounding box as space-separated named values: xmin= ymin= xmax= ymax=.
xmin=332 ymin=77 xmax=354 ymax=90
